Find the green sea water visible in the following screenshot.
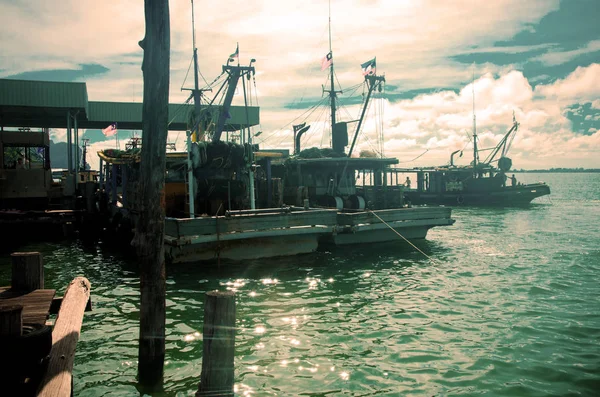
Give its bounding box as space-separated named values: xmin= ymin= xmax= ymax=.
xmin=1 ymin=172 xmax=599 ymax=396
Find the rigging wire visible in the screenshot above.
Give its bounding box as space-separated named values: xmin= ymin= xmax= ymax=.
xmin=181 ymin=55 xmax=194 ymax=91
xmin=256 ymin=97 xmax=329 ymax=146
xmin=397 ymin=149 xmax=430 ymax=163
xmin=367 ymin=210 xmax=439 ymax=265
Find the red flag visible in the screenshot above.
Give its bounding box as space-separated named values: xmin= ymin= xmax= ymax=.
xmin=102 ymin=123 xmax=118 ymax=137
xmin=321 ymin=52 xmax=333 ymax=71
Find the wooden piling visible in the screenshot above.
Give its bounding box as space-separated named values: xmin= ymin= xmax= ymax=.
xmin=133 ymin=0 xmax=171 ymax=391
xmin=37 ymin=277 xmax=91 ymax=397
xmin=196 ymin=290 xmax=236 ymax=397
xmin=85 ymin=181 xmax=96 ymax=213
xmin=11 ymin=252 xmax=44 ymax=292
xmin=0 ymin=304 xmax=23 ymax=337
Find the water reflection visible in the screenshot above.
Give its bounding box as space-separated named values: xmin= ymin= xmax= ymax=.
xmin=2 ymin=177 xmax=599 ymax=396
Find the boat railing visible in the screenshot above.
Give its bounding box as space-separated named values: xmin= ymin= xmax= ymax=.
xmin=165 ymin=208 xmax=337 ymax=238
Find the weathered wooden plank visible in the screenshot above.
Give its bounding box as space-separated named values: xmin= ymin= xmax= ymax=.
xmin=337 ymin=207 xmax=451 ymax=225
xmin=37 ymin=277 xmax=91 ymax=397
xmin=171 ymin=210 xmax=338 ymax=237
xmin=0 ymin=288 xmax=56 ymax=325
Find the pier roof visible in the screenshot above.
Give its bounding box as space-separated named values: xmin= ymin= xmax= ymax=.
xmin=0 ymin=78 xmax=259 ymax=131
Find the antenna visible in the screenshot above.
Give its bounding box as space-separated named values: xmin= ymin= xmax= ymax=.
xmin=325 ymin=0 xmax=340 ymax=138
xmin=472 ymin=65 xmax=478 ymax=170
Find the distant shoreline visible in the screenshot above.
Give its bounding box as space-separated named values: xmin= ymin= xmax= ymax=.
xmin=514 ymin=169 xmax=600 ymax=173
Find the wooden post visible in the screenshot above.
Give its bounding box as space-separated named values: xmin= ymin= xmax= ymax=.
xmin=196 ymin=291 xmax=236 ymax=397
xmin=11 ymin=252 xmax=44 ymax=292
xmin=37 ymin=277 xmax=91 ymax=397
xmin=132 ymin=0 xmax=170 ymax=391
xmin=0 ymin=305 xmax=23 ymax=337
xmin=85 ymin=181 xmax=96 ymax=213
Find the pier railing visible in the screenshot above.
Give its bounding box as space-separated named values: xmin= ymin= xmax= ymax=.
xmin=165 ymin=208 xmax=338 ymax=238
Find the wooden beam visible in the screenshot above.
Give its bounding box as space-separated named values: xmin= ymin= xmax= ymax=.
xmin=37 ymin=277 xmax=91 ymax=397
xmin=132 ymin=0 xmax=170 ymax=391
xmin=197 ymin=291 xmax=236 ymax=397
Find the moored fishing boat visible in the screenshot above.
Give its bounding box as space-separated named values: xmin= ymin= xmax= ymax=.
xmin=97 ymin=29 xmax=338 ymax=263
xmin=260 ymin=5 xmax=455 ymax=245
xmin=402 ymin=86 xmax=551 ymax=206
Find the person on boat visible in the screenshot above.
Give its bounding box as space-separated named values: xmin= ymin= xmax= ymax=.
xmin=405 ymin=176 xmax=411 ymax=189
xmin=16 ymin=157 xmax=25 ymax=169
xmin=511 ymin=174 xmax=517 ymax=187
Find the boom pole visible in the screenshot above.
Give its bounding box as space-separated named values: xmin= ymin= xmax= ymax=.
xmin=472 ymin=67 xmax=478 ymax=170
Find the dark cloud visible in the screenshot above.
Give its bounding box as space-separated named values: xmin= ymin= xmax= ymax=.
xmin=5 ymin=63 xmax=109 ymax=82
xmin=565 ymin=102 xmax=600 ymax=136
xmin=495 ymin=0 xmax=598 ymax=49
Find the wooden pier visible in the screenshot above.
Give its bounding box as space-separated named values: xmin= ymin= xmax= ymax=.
xmin=0 ymin=252 xmax=91 ymax=396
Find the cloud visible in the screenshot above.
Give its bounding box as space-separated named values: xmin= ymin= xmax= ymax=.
xmin=2 ymin=0 xmax=598 ymax=168
xmin=535 ymin=63 xmax=600 ymax=102
xmin=267 ymin=64 xmax=600 ymax=169
xmin=530 ymin=40 xmax=600 ymax=66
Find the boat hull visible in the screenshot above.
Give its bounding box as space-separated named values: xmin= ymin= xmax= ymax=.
xmin=165 ymin=232 xmax=322 ymax=263
xmin=323 ymin=207 xmax=455 ymax=245
xmin=405 ymin=183 xmax=550 ymax=206
xmin=163 ymin=209 xmax=338 ymax=264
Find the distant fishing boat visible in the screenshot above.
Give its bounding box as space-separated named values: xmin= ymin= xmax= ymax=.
xmin=402 ymin=114 xmax=551 ymax=206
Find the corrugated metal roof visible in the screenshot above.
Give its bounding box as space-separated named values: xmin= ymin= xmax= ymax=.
xmin=0 ymin=79 xmax=88 ymax=112
xmin=0 ymin=78 xmax=259 ymax=131
xmin=89 ymin=101 xmax=259 ymax=130
xmin=89 ymin=102 xmax=194 ymax=124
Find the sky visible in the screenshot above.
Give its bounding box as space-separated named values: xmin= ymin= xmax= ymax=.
xmin=1 ymin=0 xmax=599 ymax=170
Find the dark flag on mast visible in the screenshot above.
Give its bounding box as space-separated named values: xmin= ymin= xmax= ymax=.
xmin=361 ymin=57 xmax=376 ymax=76
xmin=228 ymin=44 xmax=239 ymax=63
xmin=321 ymin=52 xmax=333 ymax=71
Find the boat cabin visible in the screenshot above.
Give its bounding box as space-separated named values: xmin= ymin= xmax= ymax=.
xmin=268 ymin=155 xmax=406 ymax=210
xmin=408 ymin=165 xmax=507 ymax=196
xmin=0 ymin=129 xmax=52 ymax=209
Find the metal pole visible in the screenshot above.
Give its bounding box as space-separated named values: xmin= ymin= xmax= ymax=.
xmin=99 ymin=158 xmax=104 ymax=189
xmin=73 ymin=113 xmax=79 ymax=192
xmin=66 ymin=110 xmax=72 ymax=173
xmin=188 ymin=0 xmax=200 ymax=218
xmin=241 ymin=70 xmax=255 ymax=209
xmin=187 ymin=132 xmax=195 ymax=218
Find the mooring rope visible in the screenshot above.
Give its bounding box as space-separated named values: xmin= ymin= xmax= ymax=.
xmin=367 ymin=209 xmax=439 ymax=265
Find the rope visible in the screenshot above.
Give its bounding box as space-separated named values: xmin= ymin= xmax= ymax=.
xmin=181 ymin=55 xmax=194 ymax=91
xmin=366 ymin=209 xmax=439 ymax=265
xmin=397 ymin=149 xmax=429 ymax=163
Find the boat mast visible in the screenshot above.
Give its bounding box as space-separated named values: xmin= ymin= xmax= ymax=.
xmin=323 ymin=0 xmax=341 ymax=141
xmin=472 ymin=67 xmax=479 ymax=171
xmin=186 ymin=0 xmax=200 ymax=218
xmin=81 ymin=138 xmax=89 ymax=171
xmin=347 ymin=73 xmax=385 ymax=158
xmin=328 ymin=1 xmax=336 ymax=128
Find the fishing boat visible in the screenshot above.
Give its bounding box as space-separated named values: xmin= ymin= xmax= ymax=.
xmin=402 ymin=114 xmax=551 ymax=206
xmin=260 ymin=8 xmax=455 ymax=245
xmin=97 ymin=2 xmax=337 ymax=263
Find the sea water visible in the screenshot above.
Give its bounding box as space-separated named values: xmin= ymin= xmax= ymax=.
xmin=1 ymin=172 xmax=598 ymax=396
